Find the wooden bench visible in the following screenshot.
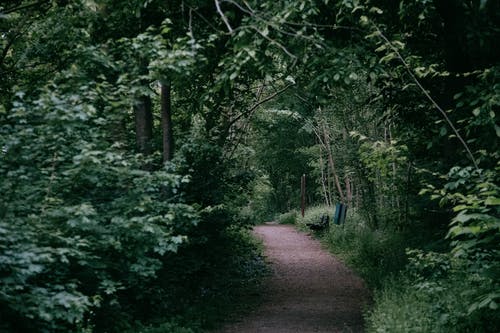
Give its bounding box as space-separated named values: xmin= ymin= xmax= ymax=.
xmin=307 ymin=203 xmax=347 ymax=231
xmin=307 ymin=214 xmax=330 ymax=231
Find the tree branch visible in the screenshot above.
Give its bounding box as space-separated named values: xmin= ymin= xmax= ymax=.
xmin=247 ymin=26 xmax=297 ymax=59
xmin=2 ymin=0 xmax=50 ymax=15
xmin=372 ymin=23 xmax=479 ymax=170
xmin=214 ymin=0 xmax=233 ymax=33
xmin=191 ymin=8 xmax=219 ymax=32
xmin=224 ymin=0 xmax=325 ymax=48
xmin=0 ymin=15 xmax=31 ymax=67
xmin=229 ymin=83 xmax=295 ymax=127
xmin=225 ymin=82 xmax=294 ymax=159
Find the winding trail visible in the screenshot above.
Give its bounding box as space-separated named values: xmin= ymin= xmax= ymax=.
xmin=216 ymin=224 xmax=370 ymax=333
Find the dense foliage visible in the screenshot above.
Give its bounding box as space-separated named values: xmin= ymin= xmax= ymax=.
xmin=1 ymin=0 xmax=498 ymax=332
xmin=0 ymin=1 xmax=266 ymax=332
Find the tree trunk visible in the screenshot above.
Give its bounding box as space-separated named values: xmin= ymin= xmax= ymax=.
xmin=322 ymin=124 xmax=346 ymax=203
xmin=134 ymin=95 xmax=153 ymax=155
xmin=345 ymin=175 xmax=352 ymax=205
xmin=161 ymin=82 xmax=174 ymax=162
xmin=319 ymin=144 xmax=331 ymax=207
xmin=342 ymin=127 xmax=352 ymax=205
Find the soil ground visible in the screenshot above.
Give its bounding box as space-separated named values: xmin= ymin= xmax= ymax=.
xmin=215 ymin=223 xmax=370 ymax=333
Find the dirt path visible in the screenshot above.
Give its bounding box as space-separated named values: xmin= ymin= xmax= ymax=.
xmin=216 ymin=224 xmax=370 ymax=333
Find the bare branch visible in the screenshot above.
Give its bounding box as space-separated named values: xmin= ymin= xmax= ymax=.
xmin=214 ymin=0 xmax=233 ymax=33
xmin=225 ymin=0 xmax=325 ymax=47
xmin=2 ymin=0 xmax=50 ymax=15
xmin=229 ymin=83 xmax=295 ymax=127
xmin=242 ymin=0 xmax=255 ymax=13
xmin=248 ymin=26 xmax=296 ymax=59
xmin=223 ymin=0 xmax=253 ymax=15
xmin=284 ymin=21 xmax=365 ymax=33
xmin=225 ymin=82 xmax=295 ymax=158
xmin=188 ymin=8 xmax=193 ymax=38
xmin=191 ymin=8 xmax=219 ymax=32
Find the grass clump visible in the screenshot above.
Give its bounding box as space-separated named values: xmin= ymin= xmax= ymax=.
xmin=276 ymin=210 xmax=298 ymax=224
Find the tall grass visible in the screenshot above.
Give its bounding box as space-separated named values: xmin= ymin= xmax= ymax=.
xmin=366 ymin=272 xmax=500 ymax=332
xmin=292 ymin=205 xmax=499 ymax=332
xmin=296 ymin=205 xmax=408 ymax=288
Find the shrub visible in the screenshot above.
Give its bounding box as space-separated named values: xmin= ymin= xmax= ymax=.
xmin=0 ymin=81 xmax=264 ymax=332
xmin=367 ymin=260 xmax=500 ymax=333
xmin=277 ymin=210 xmax=298 ymax=224
xmin=296 ymin=205 xmax=331 ymax=229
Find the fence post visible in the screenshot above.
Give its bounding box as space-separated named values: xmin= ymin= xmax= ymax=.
xmin=301 ymin=174 xmax=306 ymax=217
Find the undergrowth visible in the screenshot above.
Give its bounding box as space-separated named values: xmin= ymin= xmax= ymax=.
xmin=295 ymin=205 xmax=409 ymax=288
xmin=125 ymin=227 xmax=269 ymax=333
xmin=293 ymin=205 xmax=499 ymax=332
xmin=276 ymin=210 xmax=298 ymax=224
xmin=366 ymin=270 xmax=499 ymax=332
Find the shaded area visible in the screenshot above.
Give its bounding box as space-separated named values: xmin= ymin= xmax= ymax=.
xmin=216 ymin=224 xmax=369 ymax=333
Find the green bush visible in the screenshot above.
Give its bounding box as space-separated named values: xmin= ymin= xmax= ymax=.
xmin=367 ymin=261 xmax=500 ymax=333
xmin=0 ymin=78 xmax=265 ymax=332
xmin=296 ymin=205 xmax=331 ymax=229
xmin=276 ymin=210 xmax=298 ymax=224
xmin=0 ymin=83 xmax=196 ymax=332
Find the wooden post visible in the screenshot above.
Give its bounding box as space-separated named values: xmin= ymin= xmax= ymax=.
xmin=161 ymin=81 xmax=174 ymax=162
xmin=301 ymin=174 xmax=306 ymax=217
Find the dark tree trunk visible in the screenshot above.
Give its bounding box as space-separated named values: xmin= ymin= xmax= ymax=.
xmin=161 ymin=82 xmax=174 ymax=162
xmin=134 ymin=95 xmax=153 ymax=155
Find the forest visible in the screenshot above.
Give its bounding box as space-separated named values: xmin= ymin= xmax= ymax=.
xmin=0 ymin=0 xmax=499 ymax=332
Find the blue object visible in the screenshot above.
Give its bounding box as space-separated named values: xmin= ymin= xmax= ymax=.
xmin=333 ymin=203 xmax=347 ymax=225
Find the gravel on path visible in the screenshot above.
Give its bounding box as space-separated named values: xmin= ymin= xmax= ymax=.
xmin=215 ymin=224 xmax=370 ymax=333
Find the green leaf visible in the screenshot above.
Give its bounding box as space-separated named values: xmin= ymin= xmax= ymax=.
xmin=392 ymin=40 xmax=405 ymax=49
xmin=359 ymin=15 xmax=369 ymax=26
xmin=369 ymin=7 xmax=383 ymax=14
xmin=379 ymin=52 xmax=397 ymax=64
xmin=229 ymin=71 xmax=239 ymax=80
xmin=352 ymin=6 xmax=365 ymax=14
xmin=485 ymin=197 xmax=500 ymax=206
xmin=452 ymin=205 xmax=469 ymax=212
